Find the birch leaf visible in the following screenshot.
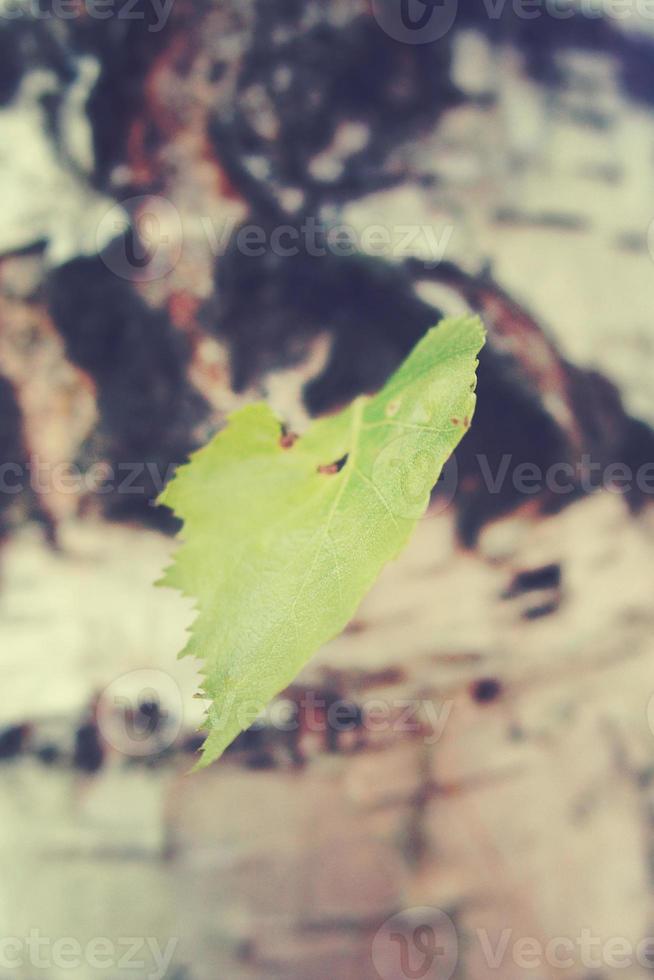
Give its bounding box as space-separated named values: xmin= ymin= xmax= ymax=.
xmin=159 ymin=316 xmax=484 ymax=767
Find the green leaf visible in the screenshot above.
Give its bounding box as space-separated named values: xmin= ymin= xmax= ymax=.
xmin=159 ymin=316 xmax=484 ymax=767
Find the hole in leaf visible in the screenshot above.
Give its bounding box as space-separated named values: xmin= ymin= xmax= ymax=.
xmin=318 ymin=454 xmax=349 ymax=475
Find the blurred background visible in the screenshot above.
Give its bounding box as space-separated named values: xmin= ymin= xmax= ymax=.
xmin=2 ymin=1 xmax=654 ymax=978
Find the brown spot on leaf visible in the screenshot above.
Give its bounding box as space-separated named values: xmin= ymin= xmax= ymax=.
xmin=279 ymin=431 xmax=298 ymax=449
